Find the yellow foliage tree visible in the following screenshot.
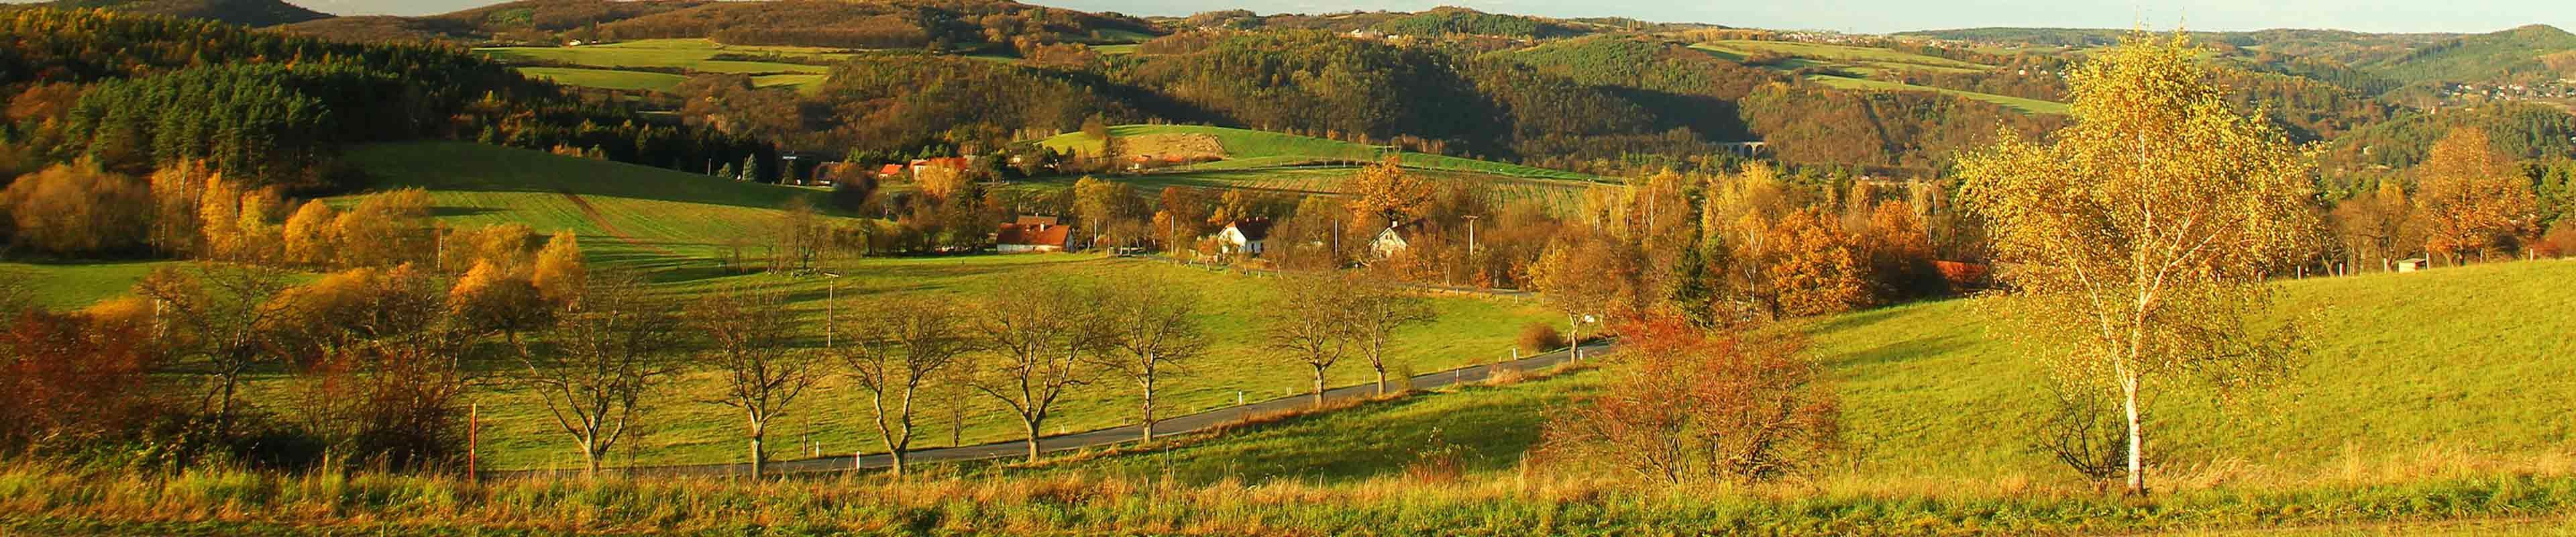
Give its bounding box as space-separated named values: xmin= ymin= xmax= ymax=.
xmin=2415 ymin=128 xmax=2538 ymax=264
xmin=1344 ymin=156 xmax=1434 ymax=228
xmin=531 ymin=231 xmax=584 ymax=304
xmin=915 ymin=165 xmax=970 ymax=200
xmin=1 ymin=164 xmax=152 ymax=256
xmin=281 ymin=200 xmax=339 ymax=268
xmin=147 ymin=161 xmax=214 ymax=256
xmin=1954 ymin=33 xmax=2312 ymax=495
xmin=198 ymin=177 xmax=244 ymax=260
xmin=333 ymin=189 xmax=433 ymax=268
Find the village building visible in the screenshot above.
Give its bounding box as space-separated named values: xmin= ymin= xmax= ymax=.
xmin=1213 ymin=218 xmax=1272 ymax=256
xmin=996 ymin=215 xmax=1074 ymax=253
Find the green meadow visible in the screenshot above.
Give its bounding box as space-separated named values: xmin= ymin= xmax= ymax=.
xmin=190 ymin=142 xmax=1556 ymax=470
xmin=477 ymin=38 xmax=846 ymax=93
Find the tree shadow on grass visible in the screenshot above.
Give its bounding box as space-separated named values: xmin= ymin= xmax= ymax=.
xmin=1829 ymin=334 xmax=1972 ymax=369
xmin=1804 ymin=306 xmax=1906 ymax=336
xmin=1093 ymin=379 xmax=1592 ymax=486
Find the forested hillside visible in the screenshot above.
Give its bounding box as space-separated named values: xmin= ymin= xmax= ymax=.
xmin=0 ymin=8 xmax=771 ymax=194
xmin=9 ymin=0 xmax=329 ymax=26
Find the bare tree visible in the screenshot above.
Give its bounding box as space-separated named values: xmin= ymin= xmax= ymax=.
xmin=1347 ymin=275 xmax=1436 ymax=395
xmin=516 ymin=275 xmax=685 ymax=477
xmin=969 ymin=279 xmax=1100 ymax=463
xmin=690 ymin=285 xmax=821 ymax=479
xmin=131 ymin=262 xmax=299 ymax=437
xmin=837 ymin=296 xmax=969 ymax=476
xmin=1267 ymin=273 xmax=1355 ymax=409
xmin=1093 ymin=283 xmax=1209 ymax=442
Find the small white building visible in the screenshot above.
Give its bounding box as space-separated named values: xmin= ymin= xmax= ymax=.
xmin=2396 ymin=258 xmax=2430 ymax=273
xmin=1370 ymin=222 xmax=1413 ymax=258
xmin=1214 ymin=219 xmax=1272 ymax=255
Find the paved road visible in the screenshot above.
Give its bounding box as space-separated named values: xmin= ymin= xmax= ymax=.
xmin=497 ymin=340 xmax=1615 ymax=479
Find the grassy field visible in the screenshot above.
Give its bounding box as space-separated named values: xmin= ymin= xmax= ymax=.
xmin=477 ymin=38 xmax=846 ymax=93
xmin=1037 ymin=124 xmax=1604 ymax=182
xmin=233 ymin=142 xmax=1558 ymax=470
xmin=0 ymin=260 xmax=185 ymax=310
xmin=1693 ymin=40 xmax=1994 ymax=73
xmin=1028 ymin=124 xmax=1611 ymax=215
xmin=1687 ymin=40 xmax=2070 ymax=115
xmin=513 ymin=66 xmax=686 ymax=93
xmin=1809 ymin=74 xmax=2073 ymax=114
xmin=1026 ymin=258 xmax=2576 ymax=489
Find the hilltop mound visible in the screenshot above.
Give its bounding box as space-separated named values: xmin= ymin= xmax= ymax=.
xmin=24 ymin=0 xmax=330 ymax=26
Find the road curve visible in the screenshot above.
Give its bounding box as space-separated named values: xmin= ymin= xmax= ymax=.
xmin=495 ymin=340 xmax=1615 ymax=479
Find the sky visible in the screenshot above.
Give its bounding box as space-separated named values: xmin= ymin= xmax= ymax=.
xmin=14 ymin=0 xmax=2571 ymax=35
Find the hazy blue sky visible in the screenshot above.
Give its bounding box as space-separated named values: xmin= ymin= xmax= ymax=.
xmin=17 ymin=0 xmax=2569 ymax=35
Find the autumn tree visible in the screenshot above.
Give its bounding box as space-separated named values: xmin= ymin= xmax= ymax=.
xmin=131 ymin=262 xmax=301 ymax=437
xmin=2331 ymin=181 xmax=2418 ymax=272
xmin=281 ymin=199 xmax=339 ymax=267
xmin=1091 ymin=282 xmax=1208 ymax=442
xmin=1541 ymin=315 xmax=1839 ymax=484
xmin=1 ymin=164 xmax=152 ymax=256
xmin=837 ymin=296 xmax=969 ymax=475
xmin=531 ymin=231 xmax=585 ymax=304
xmin=518 ymin=275 xmax=684 ymax=477
xmin=916 ymin=165 xmax=971 ymax=200
xmin=692 ymin=285 xmax=821 ymax=478
xmin=1529 ymin=230 xmax=1641 ymax=357
xmin=770 ymin=198 xmax=826 ymax=273
xmin=1858 ymin=200 xmax=1944 ymax=300
xmin=1072 ymin=176 xmax=1140 ymax=249
xmin=969 ymin=279 xmax=1101 ymax=462
xmin=146 ymin=161 xmax=215 ymax=256
xmin=1954 ymin=33 xmax=2311 ymax=495
xmin=335 ymin=189 xmax=434 ymax=268
xmin=1345 ymin=156 xmax=1434 ymax=228
xmin=1764 ymin=207 xmax=1870 ymax=318
xmin=1266 ymin=273 xmax=1356 ymax=408
xmin=2415 ymin=128 xmax=2538 ymax=264
xmin=448 ymin=260 xmax=553 ymax=350
xmin=0 ymin=305 xmax=162 ymax=454
xmin=1347 ymin=275 xmax=1437 ymax=395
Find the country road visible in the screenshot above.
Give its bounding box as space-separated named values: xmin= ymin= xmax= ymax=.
xmin=497 ymin=340 xmax=1615 ymax=479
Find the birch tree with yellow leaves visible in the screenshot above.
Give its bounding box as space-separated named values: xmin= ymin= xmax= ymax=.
xmin=1955 ymin=33 xmax=2311 ymax=495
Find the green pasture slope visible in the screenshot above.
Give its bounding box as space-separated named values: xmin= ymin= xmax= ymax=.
xmin=1045 ymin=259 xmax=2576 ymax=486
xmin=1038 ymin=124 xmax=1601 ymax=182
xmin=1807 ymin=75 xmax=2072 ymax=114
xmin=1691 ymin=40 xmax=2071 ymax=115
xmin=274 ymin=142 xmax=1555 ymax=469
xmin=1030 ymin=124 xmax=1611 ymax=213
xmin=476 ymin=38 xmax=847 ymax=93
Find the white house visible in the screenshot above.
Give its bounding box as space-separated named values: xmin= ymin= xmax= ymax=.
xmin=1214 ymin=219 xmax=1272 ymax=255
xmin=1370 ymin=222 xmax=1413 ymax=258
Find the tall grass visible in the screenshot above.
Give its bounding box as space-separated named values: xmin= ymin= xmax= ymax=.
xmin=8 ymin=460 xmax=2576 ymax=536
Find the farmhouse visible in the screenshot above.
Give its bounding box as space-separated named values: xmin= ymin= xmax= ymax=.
xmin=996 ymin=217 xmax=1074 ymax=253
xmin=1370 ymin=222 xmax=1418 ymax=258
xmin=1214 ymin=218 xmax=1272 ymax=255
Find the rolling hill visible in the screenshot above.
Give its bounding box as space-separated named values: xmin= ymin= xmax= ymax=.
xmin=13 ymin=0 xmax=331 ymax=26
xmin=1030 ymin=124 xmax=1612 ymax=213
xmin=1034 ymin=258 xmax=2576 ymax=487
xmin=2355 ymin=24 xmax=2576 ymax=86
xmin=250 ymin=141 xmax=1559 ymax=469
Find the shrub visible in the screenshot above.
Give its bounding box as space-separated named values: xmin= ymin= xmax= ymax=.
xmin=1540 ymin=315 xmax=1839 ymax=483
xmin=1517 ymin=322 xmax=1566 ymax=352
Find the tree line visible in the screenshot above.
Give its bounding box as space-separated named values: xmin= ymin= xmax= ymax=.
xmin=0 ymin=8 xmax=775 ymax=194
